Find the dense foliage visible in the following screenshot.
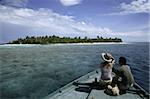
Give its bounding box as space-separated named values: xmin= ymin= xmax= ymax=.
xmin=8 ymin=35 xmax=122 ymax=44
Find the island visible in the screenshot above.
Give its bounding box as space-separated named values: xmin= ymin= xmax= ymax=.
xmin=8 ymin=35 xmax=122 ymax=44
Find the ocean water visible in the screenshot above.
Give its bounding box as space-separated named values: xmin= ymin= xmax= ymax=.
xmin=0 ymin=43 xmax=149 ymax=99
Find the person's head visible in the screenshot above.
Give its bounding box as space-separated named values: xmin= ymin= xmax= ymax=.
xmin=119 ymin=57 xmax=126 ymax=65
xmin=101 ymin=53 xmax=115 ymax=64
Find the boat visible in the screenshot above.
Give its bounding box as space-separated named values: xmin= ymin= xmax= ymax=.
xmin=44 ymin=69 xmax=149 ymax=99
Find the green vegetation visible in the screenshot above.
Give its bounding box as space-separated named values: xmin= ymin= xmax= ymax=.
xmin=8 ymin=35 xmax=122 ymax=44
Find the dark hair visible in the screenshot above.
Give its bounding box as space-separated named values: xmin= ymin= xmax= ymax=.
xmin=119 ymin=57 xmax=126 ymax=65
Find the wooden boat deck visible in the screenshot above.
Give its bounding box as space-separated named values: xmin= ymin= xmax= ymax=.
xmin=88 ymin=89 xmax=143 ymax=99
xmin=44 ymin=69 xmax=149 ymax=99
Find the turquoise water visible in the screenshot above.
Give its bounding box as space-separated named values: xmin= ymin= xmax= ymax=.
xmin=0 ymin=43 xmax=149 ymax=99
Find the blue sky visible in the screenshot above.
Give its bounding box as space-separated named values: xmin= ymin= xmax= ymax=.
xmin=0 ymin=0 xmax=149 ymax=43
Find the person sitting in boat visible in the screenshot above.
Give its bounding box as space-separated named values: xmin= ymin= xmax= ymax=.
xmin=100 ymin=53 xmax=115 ymax=83
xmin=111 ymin=57 xmax=135 ymax=94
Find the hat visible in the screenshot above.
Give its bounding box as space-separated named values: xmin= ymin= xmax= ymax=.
xmin=101 ymin=53 xmax=114 ymax=63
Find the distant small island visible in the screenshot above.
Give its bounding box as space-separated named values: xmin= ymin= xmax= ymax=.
xmin=8 ymin=35 xmax=122 ymax=44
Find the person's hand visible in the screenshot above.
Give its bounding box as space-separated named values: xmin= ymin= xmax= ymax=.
xmin=111 ymin=59 xmax=115 ymax=64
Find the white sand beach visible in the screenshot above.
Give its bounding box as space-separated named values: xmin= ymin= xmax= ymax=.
xmin=0 ymin=42 xmax=131 ymax=47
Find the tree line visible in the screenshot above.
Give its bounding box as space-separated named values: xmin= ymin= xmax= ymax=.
xmin=8 ymin=35 xmax=122 ymax=44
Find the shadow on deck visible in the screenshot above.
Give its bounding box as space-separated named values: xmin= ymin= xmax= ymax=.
xmin=73 ymin=81 xmax=149 ymax=99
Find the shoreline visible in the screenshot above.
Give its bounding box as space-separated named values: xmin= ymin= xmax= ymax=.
xmin=0 ymin=42 xmax=132 ymax=46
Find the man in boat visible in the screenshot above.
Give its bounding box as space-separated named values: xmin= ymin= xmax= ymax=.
xmin=111 ymin=57 xmax=135 ymax=94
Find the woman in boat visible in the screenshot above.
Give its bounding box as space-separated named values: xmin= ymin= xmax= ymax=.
xmin=111 ymin=57 xmax=135 ymax=94
xmin=100 ymin=53 xmax=115 ymax=83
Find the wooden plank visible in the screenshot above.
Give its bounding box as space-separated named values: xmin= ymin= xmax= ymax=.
xmin=87 ymin=89 xmax=144 ymax=99
xmin=52 ymin=87 xmax=89 ymax=99
xmin=44 ymin=85 xmax=89 ymax=99
xmin=45 ymin=69 xmax=101 ymax=99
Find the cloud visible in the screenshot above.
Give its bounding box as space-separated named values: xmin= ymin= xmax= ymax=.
xmin=0 ymin=5 xmax=113 ymax=42
xmin=0 ymin=0 xmax=28 ymax=7
xmin=59 ymin=0 xmax=82 ymax=6
xmin=117 ymin=30 xmax=149 ymax=42
xmin=120 ymin=0 xmax=150 ymax=14
xmin=0 ymin=4 xmax=148 ymax=42
xmin=104 ymin=29 xmax=149 ymax=42
xmin=105 ymin=0 xmax=150 ymax=15
xmin=113 ymin=31 xmax=148 ymax=37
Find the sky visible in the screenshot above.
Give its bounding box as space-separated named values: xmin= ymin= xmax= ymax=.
xmin=0 ymin=0 xmax=149 ymax=43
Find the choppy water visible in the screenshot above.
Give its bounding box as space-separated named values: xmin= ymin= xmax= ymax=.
xmin=0 ymin=43 xmax=149 ymax=99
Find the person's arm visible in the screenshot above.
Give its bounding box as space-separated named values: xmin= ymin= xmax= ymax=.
xmin=112 ymin=67 xmax=122 ymax=75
